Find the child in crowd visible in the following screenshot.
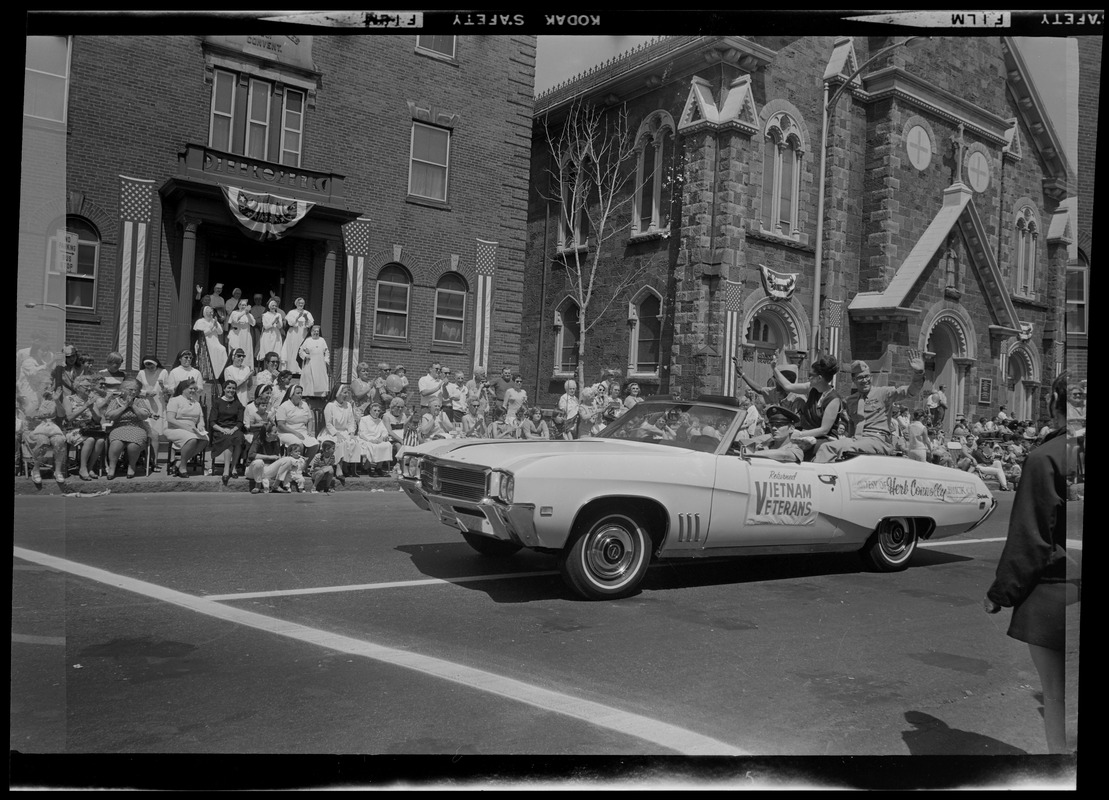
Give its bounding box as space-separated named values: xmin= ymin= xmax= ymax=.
xmin=245 ymin=441 xmax=306 ymax=493
xmin=308 ymin=439 xmax=343 ymax=494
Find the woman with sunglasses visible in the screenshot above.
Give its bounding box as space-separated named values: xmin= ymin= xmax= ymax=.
xmin=164 ymin=380 xmax=209 ymax=477
xmin=103 ymin=379 xmax=152 ymax=479
xmin=502 ymin=373 xmax=528 ymax=423
xmin=63 ymin=374 xmax=108 ymax=481
xmin=221 ymin=348 xmax=255 ymax=408
xmin=166 ymin=349 xmax=205 ymax=398
xmin=209 ymin=377 xmax=246 ymax=485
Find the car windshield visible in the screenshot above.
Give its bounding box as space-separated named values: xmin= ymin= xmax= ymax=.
xmin=596 ymin=400 xmax=742 ymax=452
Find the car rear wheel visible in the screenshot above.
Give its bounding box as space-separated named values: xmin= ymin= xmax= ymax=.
xmin=861 ymin=517 xmax=917 ymax=571
xmin=560 ymin=513 xmax=652 ymax=600
xmin=461 ymin=532 xmax=522 ymax=557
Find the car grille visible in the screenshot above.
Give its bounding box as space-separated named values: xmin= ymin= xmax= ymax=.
xmin=420 ymin=461 xmax=487 ymax=502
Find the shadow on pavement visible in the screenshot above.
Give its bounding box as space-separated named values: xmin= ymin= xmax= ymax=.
xmin=901 ymin=710 xmax=1027 ymax=755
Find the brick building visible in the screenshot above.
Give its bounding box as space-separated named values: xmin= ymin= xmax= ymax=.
xmin=20 ymin=34 xmax=535 ymax=393
xmin=525 ymin=35 xmax=1092 ymax=430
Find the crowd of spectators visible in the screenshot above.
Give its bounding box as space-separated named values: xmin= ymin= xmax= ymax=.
xmin=16 ymin=337 xmax=1083 ymax=493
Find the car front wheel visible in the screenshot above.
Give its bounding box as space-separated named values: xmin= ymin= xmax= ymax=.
xmin=461 ymin=532 xmax=522 ymax=557
xmin=861 ymin=517 xmax=917 ymax=571
xmin=560 ymin=513 xmax=652 ymax=600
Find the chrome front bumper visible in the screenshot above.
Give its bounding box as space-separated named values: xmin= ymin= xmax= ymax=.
xmin=399 ymin=477 xmax=543 ymax=548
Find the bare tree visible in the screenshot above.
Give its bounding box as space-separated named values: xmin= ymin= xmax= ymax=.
xmin=541 ymin=99 xmax=653 ymax=391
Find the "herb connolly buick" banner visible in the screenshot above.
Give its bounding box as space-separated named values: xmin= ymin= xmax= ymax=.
xmin=847 ymin=473 xmax=979 ymax=504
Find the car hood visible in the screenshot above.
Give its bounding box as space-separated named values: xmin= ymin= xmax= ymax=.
xmin=411 ymin=437 xmax=701 ymax=471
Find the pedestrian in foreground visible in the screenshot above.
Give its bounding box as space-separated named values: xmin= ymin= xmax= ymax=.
xmin=984 ymin=371 xmax=1079 ymax=754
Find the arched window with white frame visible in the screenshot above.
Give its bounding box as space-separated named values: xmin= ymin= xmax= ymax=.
xmin=628 ymin=291 xmax=662 ymax=375
xmin=433 ymin=272 xmax=467 ymax=345
xmin=555 ymin=299 xmax=581 ymax=374
xmin=632 ymin=112 xmax=675 ymax=237
xmin=761 ymin=111 xmax=805 ymax=239
xmin=374 ymin=264 xmax=411 ymax=340
xmin=1013 ymin=205 xmax=1039 ymax=296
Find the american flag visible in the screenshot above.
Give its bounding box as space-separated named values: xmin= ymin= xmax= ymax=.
xmin=823 ymin=299 xmax=843 ymax=360
xmin=117 ymin=176 xmax=154 ymax=370
xmin=340 ymin=219 xmax=372 ymax=382
xmin=722 ymin=279 xmax=744 ymax=396
xmin=474 ymin=239 xmax=498 ymax=370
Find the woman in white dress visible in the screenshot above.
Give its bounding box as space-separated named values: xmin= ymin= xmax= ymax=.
xmin=298 ymin=325 xmax=330 ymax=398
xmin=318 ymin=383 xmax=359 ymax=473
xmin=226 ymin=299 xmax=256 ymax=367
xmin=136 ymin=354 xmax=169 ymax=470
xmin=192 ymin=305 xmax=227 ymax=385
xmin=357 ymin=401 xmax=394 ymax=476
xmin=557 ymin=378 xmax=581 ymax=439
xmin=164 ymin=381 xmax=209 ymax=477
xmin=258 ymin=299 xmax=285 ymax=367
xmin=166 ymin=349 xmax=205 ymax=398
xmin=275 ymin=384 xmax=319 ymax=463
xmin=282 ymin=297 xmax=313 ymax=373
xmin=221 ymin=348 xmax=255 ymax=409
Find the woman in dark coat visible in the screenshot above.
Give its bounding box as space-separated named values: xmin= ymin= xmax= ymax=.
xmin=984 ymin=372 xmax=1078 ymax=754
xmin=208 ymin=378 xmax=246 ymax=485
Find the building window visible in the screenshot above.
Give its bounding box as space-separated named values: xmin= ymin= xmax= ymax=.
xmin=1066 ymin=258 xmax=1088 ymax=335
xmin=433 ymin=273 xmax=467 ymax=344
xmin=209 ymin=68 xmax=237 ymax=150
xmin=280 ymin=87 xmax=305 ymax=167
xmin=629 ymin=292 xmax=662 ymax=374
xmin=632 ymin=112 xmax=675 ymax=236
xmin=409 ymin=123 xmax=450 ymax=202
xmin=245 ymin=78 xmax=272 ymax=160
xmin=1013 ymin=206 xmax=1038 ymax=296
xmin=374 ymin=264 xmax=411 ymax=340
xmin=556 ymin=301 xmax=581 ymax=374
xmin=761 ymin=112 xmax=804 ymax=238
xmin=557 ymin=149 xmax=591 ymax=251
xmin=416 ymin=35 xmax=456 ymax=59
xmin=24 ymin=36 xmax=70 ymax=123
xmin=46 ymin=217 xmax=99 ymax=311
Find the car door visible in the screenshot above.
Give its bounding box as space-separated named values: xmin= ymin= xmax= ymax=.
xmin=706 ymin=454 xmax=841 ymax=547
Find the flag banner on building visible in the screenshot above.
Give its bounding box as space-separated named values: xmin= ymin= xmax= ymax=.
xmin=474 ymin=239 xmax=498 ymax=370
xmin=220 ymin=185 xmax=315 ymax=242
xmin=117 ymin=175 xmax=155 ymax=371
xmin=822 ymin=299 xmax=843 ymax=360
xmin=722 ymin=279 xmax=744 ymax=397
xmin=759 ymin=264 xmax=798 ymax=300
xmin=340 ymin=218 xmax=372 ymax=383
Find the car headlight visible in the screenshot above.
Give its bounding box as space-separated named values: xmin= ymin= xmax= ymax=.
xmin=487 ymin=469 xmax=515 ymax=504
xmin=401 ymin=454 xmax=422 ymax=479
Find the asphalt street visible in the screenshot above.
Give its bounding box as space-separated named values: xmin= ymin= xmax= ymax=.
xmin=10 ymin=488 xmax=1082 ymax=788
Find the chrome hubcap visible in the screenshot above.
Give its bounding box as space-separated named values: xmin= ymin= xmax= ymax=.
xmin=585 ymin=524 xmax=637 ymax=582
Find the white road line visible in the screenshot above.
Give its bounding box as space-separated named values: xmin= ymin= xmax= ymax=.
xmin=203 ymin=571 xmax=561 ymax=601
xmin=920 ymin=537 xmax=1082 ymax=551
xmin=12 ymin=547 xmax=745 ymax=756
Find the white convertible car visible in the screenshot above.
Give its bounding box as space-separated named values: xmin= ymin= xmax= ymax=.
xmin=399 ymin=397 xmax=997 ymax=600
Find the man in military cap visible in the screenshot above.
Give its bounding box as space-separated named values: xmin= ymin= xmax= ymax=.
xmin=748 ymin=404 xmax=806 ymax=464
xmin=814 ymin=350 xmax=926 ymax=462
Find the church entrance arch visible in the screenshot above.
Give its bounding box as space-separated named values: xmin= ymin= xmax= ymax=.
xmin=921 ymin=305 xmax=976 ymax=434
xmin=739 ymin=296 xmax=806 ymax=391
xmin=1005 ymin=342 xmax=1040 ymax=422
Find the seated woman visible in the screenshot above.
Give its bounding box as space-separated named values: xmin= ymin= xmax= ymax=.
xmin=63 ymin=375 xmax=108 ymax=481
xmin=22 ymin=390 xmax=68 ymax=489
xmin=763 ymin=353 xmax=842 ymax=460
xmin=103 ymin=379 xmax=153 ymax=479
xmin=460 ymin=397 xmax=486 ymax=438
xmin=319 ymin=384 xmax=360 ymax=476
xmin=382 ymin=397 xmax=411 ymax=462
xmin=275 ymin=384 xmax=320 ymax=464
xmin=164 ymin=381 xmax=209 ymax=477
xmin=520 ymin=406 xmax=550 ymax=439
xmin=209 ymin=378 xmax=246 ymax=485
xmin=488 ymin=404 xmax=517 ymax=439
xmin=243 ymin=384 xmax=280 ymax=462
xmin=357 ymin=401 xmax=394 ymax=476
xmin=419 ymin=397 xmax=455 ymax=442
